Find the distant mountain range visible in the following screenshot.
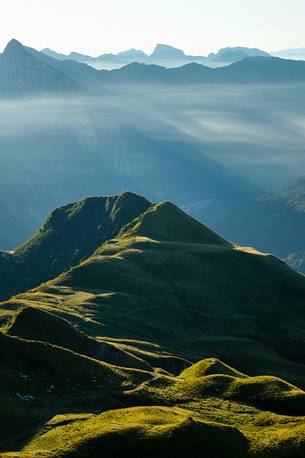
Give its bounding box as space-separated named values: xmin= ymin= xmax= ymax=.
xmin=42 ymin=43 xmax=270 ymax=69
xmin=273 ymin=48 xmax=305 ymax=60
xmin=215 ymin=175 xmax=305 ymax=274
xmin=1 ymin=39 xmax=305 ymax=251
xmin=0 ymin=39 xmax=102 ymax=94
xmin=1 ymin=39 xmax=305 ymax=96
xmin=41 ymin=43 xmax=305 ymax=70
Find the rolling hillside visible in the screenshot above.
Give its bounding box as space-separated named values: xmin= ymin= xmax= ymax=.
xmin=8 ymin=198 xmax=305 ymax=386
xmin=1 ymin=193 xmax=305 ymax=455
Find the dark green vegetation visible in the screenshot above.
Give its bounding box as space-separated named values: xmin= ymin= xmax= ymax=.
xmin=1 ymin=192 xmax=305 ymax=456
xmin=216 ymin=175 xmax=305 ymax=273
xmin=0 ymin=192 xmax=150 ymax=301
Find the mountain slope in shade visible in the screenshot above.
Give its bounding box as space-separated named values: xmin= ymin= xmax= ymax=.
xmin=98 ymin=56 xmax=305 ymax=84
xmin=208 ymin=46 xmax=269 ymax=65
xmin=287 ymin=250 xmax=305 ymax=273
xmin=215 ymin=175 xmax=305 ymax=273
xmin=0 ymin=39 xmax=104 ymax=95
xmin=1 ymin=195 xmax=305 ymax=455
xmin=214 ymin=56 xmax=305 ymax=83
xmin=0 ymin=39 xmax=76 ymax=94
xmin=273 ymin=47 xmax=305 ymax=60
xmin=0 ymin=192 xmax=150 ymax=301
xmin=3 ymin=196 xmax=305 ymax=388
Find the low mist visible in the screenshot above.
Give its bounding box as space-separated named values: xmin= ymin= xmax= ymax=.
xmin=1 ymin=83 xmax=305 ymax=248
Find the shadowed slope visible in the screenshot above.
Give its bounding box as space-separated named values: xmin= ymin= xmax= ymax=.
xmin=215 ymin=175 xmax=305 ymax=273
xmin=2 ymin=197 xmax=305 ymax=456
xmin=0 ymin=39 xmax=76 ymax=94
xmin=5 ymin=306 xmax=154 ymax=371
xmin=0 ymin=192 xmax=150 ymax=301
xmin=7 ymin=199 xmax=305 ymax=387
xmin=5 ymin=306 xmax=99 ymax=357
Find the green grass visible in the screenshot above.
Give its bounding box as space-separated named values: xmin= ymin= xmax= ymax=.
xmin=0 ymin=192 xmax=150 ymax=301
xmin=14 ymin=406 xmax=249 ymax=458
xmin=1 ymin=194 xmax=305 ymax=456
xmin=21 ymin=227 xmax=305 ymax=387
xmin=4 ymin=398 xmax=305 ymax=458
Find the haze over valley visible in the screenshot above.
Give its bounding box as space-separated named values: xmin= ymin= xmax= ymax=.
xmin=2 ymin=2 xmax=305 ymax=453
xmin=2 ymin=40 xmax=305 ymax=251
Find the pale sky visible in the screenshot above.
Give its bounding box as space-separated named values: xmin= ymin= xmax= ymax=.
xmin=1 ymin=0 xmax=305 ymax=56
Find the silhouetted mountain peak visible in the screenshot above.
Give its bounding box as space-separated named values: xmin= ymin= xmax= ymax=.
xmin=40 ymin=47 xmax=67 ymax=60
xmin=69 ymin=51 xmax=91 ymax=60
xmin=117 ymin=49 xmax=147 ymax=58
xmin=3 ymin=38 xmax=25 ymax=53
xmin=151 ymin=43 xmax=186 ymax=59
xmin=3 ymin=39 xmax=30 ymax=60
xmin=208 ymin=46 xmax=270 ymax=63
xmin=43 ymin=192 xmax=151 ymax=233
xmin=0 ymin=192 xmax=151 ymax=301
xmin=0 ymin=39 xmax=80 ymax=94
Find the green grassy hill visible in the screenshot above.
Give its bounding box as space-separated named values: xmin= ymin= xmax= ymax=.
xmin=1 ymin=193 xmax=305 ymax=456
xmin=2 ymin=360 xmax=305 ymax=457
xmin=0 ymin=192 xmax=150 ymax=301
xmin=11 ymin=200 xmax=304 ymax=386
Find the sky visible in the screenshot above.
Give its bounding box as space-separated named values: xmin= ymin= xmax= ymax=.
xmin=1 ymin=0 xmax=305 ymax=56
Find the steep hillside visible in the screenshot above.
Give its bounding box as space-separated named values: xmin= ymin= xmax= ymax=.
xmin=1 ymin=195 xmax=305 ymax=455
xmin=0 ymin=39 xmax=103 ymax=95
xmin=0 ymin=192 xmax=150 ymax=301
xmin=4 ymin=198 xmax=305 ymax=387
xmin=287 ymin=250 xmax=305 ymax=273
xmin=0 ymin=40 xmax=76 ymax=95
xmin=215 ymin=175 xmax=305 ymax=272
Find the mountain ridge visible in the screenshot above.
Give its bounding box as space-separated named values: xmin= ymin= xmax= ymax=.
xmin=215 ymin=175 xmax=305 ymax=273
xmin=1 ymin=40 xmax=305 ymax=96
xmin=2 ymin=192 xmax=305 ymax=386
xmin=1 ymin=192 xmax=305 ymax=455
xmin=42 ymin=43 xmax=270 ymax=69
xmin=0 ymin=192 xmax=150 ymax=301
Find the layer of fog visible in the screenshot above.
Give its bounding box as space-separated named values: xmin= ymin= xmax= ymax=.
xmin=1 ymin=83 xmax=305 ymax=248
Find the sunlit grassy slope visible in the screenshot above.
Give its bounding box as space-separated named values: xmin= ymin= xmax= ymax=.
xmin=2 ymin=363 xmax=305 ymax=457
xmin=1 ymin=194 xmax=305 ymax=456
xmin=7 ymin=200 xmax=305 ymax=385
